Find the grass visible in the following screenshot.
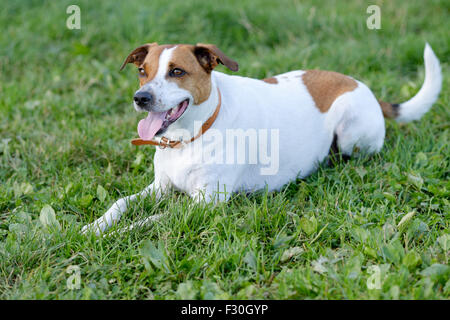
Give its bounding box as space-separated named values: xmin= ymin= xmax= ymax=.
xmin=0 ymin=0 xmax=449 ymax=299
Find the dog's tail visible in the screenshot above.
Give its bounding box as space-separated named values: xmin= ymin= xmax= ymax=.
xmin=378 ymin=43 xmax=442 ymax=123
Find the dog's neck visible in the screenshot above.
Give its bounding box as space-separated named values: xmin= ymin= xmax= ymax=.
xmin=157 ymin=73 xmax=219 ymax=142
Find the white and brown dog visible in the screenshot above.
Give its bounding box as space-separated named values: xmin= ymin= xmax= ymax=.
xmin=82 ymin=42 xmax=441 ymax=235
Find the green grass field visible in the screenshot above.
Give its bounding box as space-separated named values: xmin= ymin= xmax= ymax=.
xmin=0 ymin=0 xmax=448 ymax=299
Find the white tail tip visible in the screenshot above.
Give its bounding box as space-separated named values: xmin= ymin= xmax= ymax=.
xmin=396 ymin=43 xmax=442 ymax=123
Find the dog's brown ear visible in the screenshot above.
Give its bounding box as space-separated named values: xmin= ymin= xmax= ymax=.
xmin=120 ymin=43 xmax=157 ymax=71
xmin=193 ymin=43 xmax=239 ymax=73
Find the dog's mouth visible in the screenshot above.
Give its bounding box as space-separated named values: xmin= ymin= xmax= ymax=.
xmin=137 ymin=99 xmax=189 ymax=140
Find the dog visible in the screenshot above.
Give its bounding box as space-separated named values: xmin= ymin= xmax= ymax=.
xmin=82 ymin=42 xmax=441 ymax=235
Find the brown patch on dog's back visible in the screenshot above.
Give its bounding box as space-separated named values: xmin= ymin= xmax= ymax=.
xmin=262 ymin=77 xmax=278 ymax=84
xmin=302 ymin=70 xmax=358 ymax=112
xmin=166 ymin=45 xmax=213 ymax=105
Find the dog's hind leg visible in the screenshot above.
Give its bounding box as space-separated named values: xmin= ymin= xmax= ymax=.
xmin=81 ymin=179 xmax=168 ymax=236
xmin=327 ymin=133 xmax=351 ymax=166
xmin=329 ymin=83 xmax=386 ymax=158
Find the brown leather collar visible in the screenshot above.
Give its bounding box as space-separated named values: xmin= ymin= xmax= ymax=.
xmin=131 ymin=88 xmax=221 ymax=149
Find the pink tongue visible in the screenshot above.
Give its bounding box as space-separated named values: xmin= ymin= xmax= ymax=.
xmin=137 ymin=111 xmax=168 ymax=140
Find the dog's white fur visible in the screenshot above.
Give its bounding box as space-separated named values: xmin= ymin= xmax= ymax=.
xmin=82 ymin=43 xmax=441 ymax=235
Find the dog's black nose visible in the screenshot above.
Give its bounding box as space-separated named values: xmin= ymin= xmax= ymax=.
xmin=133 ymin=91 xmax=153 ymax=108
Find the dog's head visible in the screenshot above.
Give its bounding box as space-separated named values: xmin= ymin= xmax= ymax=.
xmin=120 ymin=43 xmax=238 ymax=140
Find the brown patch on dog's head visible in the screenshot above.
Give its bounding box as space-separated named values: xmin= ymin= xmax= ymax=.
xmin=163 ymin=45 xmax=212 ymax=105
xmin=121 ymin=43 xmax=238 ymax=104
xmin=262 ymin=77 xmax=278 ymax=84
xmin=120 ymin=43 xmax=178 ymax=86
xmin=165 ymin=44 xmax=238 ymax=104
xmin=302 ymin=70 xmax=358 ymax=112
xmin=193 ymin=43 xmax=239 ymax=73
xmin=120 ymin=43 xmax=155 ymax=71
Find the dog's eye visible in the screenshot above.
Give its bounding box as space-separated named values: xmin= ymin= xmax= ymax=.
xmin=138 ymin=67 xmax=146 ymax=77
xmin=169 ymin=68 xmax=186 ymax=77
